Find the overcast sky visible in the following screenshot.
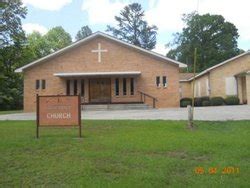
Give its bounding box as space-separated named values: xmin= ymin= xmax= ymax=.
xmin=22 ymin=0 xmax=250 ymax=55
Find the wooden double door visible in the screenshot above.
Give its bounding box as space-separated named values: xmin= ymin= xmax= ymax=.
xmin=89 ymin=78 xmax=111 ymax=103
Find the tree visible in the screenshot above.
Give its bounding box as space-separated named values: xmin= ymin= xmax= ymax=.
xmin=75 ymin=25 xmax=92 ymax=41
xmin=106 ymin=3 xmax=158 ymax=50
xmin=167 ymin=12 xmax=241 ymax=72
xmin=0 ymin=0 xmax=27 ymax=110
xmin=26 ymin=31 xmax=50 ymax=59
xmin=0 ymin=0 xmax=27 ymax=72
xmin=0 ymin=0 xmax=27 ymax=48
xmin=44 ymin=26 xmax=72 ymax=52
xmin=24 ymin=27 xmax=72 ymax=62
xmin=0 ymin=39 xmax=26 ymax=110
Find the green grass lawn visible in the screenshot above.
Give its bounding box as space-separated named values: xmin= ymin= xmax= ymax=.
xmin=0 ymin=120 xmax=249 ymax=187
xmin=0 ymin=110 xmax=22 ymax=115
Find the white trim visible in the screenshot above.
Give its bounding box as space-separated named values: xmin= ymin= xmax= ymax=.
xmin=15 ymin=32 xmax=187 ymax=73
xmin=179 ymin=80 xmax=190 ymax=82
xmin=53 ymin=71 xmax=141 ymax=77
xmin=186 ymin=51 xmax=250 ymax=81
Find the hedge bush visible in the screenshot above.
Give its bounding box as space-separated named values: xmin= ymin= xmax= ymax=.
xmin=180 ymin=98 xmax=192 ymax=102
xmin=194 ymin=97 xmax=202 ymax=106
xmin=224 ymin=96 xmax=240 ymax=105
xmin=200 ymin=96 xmax=210 ymax=103
xmin=202 ymin=100 xmax=210 ymax=106
xmin=210 ymin=97 xmax=224 ymax=106
xmin=180 ymin=96 xmax=241 ymax=107
xmin=180 ymin=98 xmax=192 ymax=107
xmin=194 ymin=96 xmax=210 ymax=107
xmin=181 ymin=100 xmax=192 ymax=107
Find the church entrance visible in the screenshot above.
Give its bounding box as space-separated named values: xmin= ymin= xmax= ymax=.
xmin=89 ymin=78 xmax=111 ymax=103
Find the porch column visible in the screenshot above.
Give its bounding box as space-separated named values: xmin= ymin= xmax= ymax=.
xmin=236 ymin=76 xmax=243 ymax=104
xmin=246 ymin=75 xmax=250 ymax=105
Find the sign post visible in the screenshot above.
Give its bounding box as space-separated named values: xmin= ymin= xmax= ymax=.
xmin=36 ymin=94 xmax=39 ymax=138
xmin=78 ymin=95 xmax=82 ymax=138
xmin=36 ymin=95 xmax=82 ymax=138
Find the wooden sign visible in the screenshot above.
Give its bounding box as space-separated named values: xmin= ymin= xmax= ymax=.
xmin=36 ymin=95 xmax=81 ymax=138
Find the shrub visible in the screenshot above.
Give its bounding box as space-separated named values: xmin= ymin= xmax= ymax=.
xmin=181 ymin=100 xmax=192 ymax=107
xmin=202 ymin=100 xmax=211 ymax=106
xmin=194 ymin=97 xmax=210 ymax=106
xmin=194 ymin=97 xmax=202 ymax=106
xmin=210 ymin=97 xmax=224 ymax=106
xmin=200 ymin=96 xmax=210 ymax=103
xmin=180 ymin=98 xmax=192 ymax=103
xmin=224 ymin=96 xmax=240 ymax=105
xmin=180 ymin=98 xmax=192 ymax=107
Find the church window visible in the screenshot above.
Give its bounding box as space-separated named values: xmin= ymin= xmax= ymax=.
xmin=115 ymin=78 xmax=119 ymax=96
xmin=36 ymin=80 xmax=40 ymax=90
xmin=156 ymin=76 xmax=160 ymax=87
xmin=130 ymin=78 xmax=134 ymax=95
xmin=66 ymin=80 xmax=70 ymax=95
xmin=73 ymin=80 xmax=77 ymax=95
xmin=123 ymin=78 xmax=127 ymax=95
xmin=163 ymin=76 xmax=167 ymax=87
xmin=42 ymin=80 xmax=46 ymax=89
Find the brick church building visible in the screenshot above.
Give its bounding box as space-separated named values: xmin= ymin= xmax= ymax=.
xmin=16 ymin=32 xmax=186 ymax=112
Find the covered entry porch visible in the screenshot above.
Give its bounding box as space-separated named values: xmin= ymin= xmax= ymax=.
xmin=54 ymin=71 xmax=144 ymax=105
xmin=236 ymin=71 xmax=250 ymax=105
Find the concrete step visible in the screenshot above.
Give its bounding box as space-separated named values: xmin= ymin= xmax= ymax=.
xmin=81 ymin=103 xmax=152 ymax=111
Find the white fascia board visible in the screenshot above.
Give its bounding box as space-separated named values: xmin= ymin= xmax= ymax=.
xmin=187 ymin=51 xmax=250 ymax=81
xmin=53 ymin=71 xmax=141 ymax=77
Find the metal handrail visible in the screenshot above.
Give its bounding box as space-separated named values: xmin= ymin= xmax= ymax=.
xmin=138 ymin=91 xmax=158 ymax=108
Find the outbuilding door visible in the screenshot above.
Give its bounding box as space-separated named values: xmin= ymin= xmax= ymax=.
xmin=89 ymin=78 xmax=111 ymax=103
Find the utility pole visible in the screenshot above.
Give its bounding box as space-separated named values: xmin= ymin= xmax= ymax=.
xmin=187 ymin=0 xmax=199 ymax=129
xmin=188 ymin=48 xmax=197 ymax=129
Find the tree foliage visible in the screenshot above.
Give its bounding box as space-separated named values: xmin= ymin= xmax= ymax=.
xmin=75 ymin=25 xmax=92 ymax=41
xmin=44 ymin=26 xmax=72 ymax=52
xmin=0 ymin=0 xmax=27 ymax=48
xmin=167 ymin=12 xmax=241 ymax=72
xmin=24 ymin=27 xmax=72 ymax=62
xmin=0 ymin=0 xmax=27 ymax=110
xmin=106 ymin=3 xmax=158 ymax=50
xmin=26 ymin=32 xmax=50 ymax=59
xmin=0 ymin=1 xmax=72 ymax=110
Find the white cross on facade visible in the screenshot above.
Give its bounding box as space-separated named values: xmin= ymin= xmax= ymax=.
xmin=91 ymin=43 xmax=108 ymax=63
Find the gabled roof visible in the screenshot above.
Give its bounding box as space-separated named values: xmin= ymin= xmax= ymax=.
xmin=179 ymin=73 xmax=195 ymax=81
xmin=15 ymin=31 xmax=187 ymax=73
xmin=182 ymin=50 xmax=250 ymax=82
